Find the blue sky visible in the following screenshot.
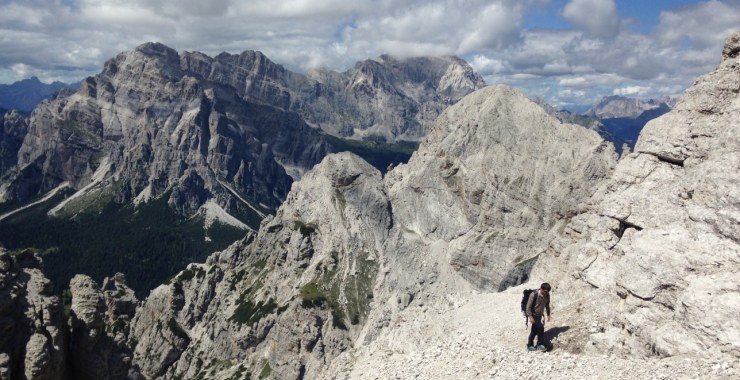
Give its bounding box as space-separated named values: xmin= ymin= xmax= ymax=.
xmin=0 ymin=0 xmax=738 ymax=109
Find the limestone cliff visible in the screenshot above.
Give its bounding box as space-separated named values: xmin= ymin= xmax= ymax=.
xmin=535 ymin=31 xmax=740 ymax=359
xmin=182 ymin=51 xmax=486 ymax=142
xmin=385 ymin=85 xmax=616 ymax=291
xmin=0 ymin=42 xmax=327 ymax=224
xmin=0 ymin=110 xmax=27 ymax=178
xmin=129 ymin=152 xmax=391 ymax=379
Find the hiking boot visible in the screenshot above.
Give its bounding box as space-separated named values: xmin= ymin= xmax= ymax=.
xmin=527 ymin=346 xmax=536 ymax=352
xmin=536 ymin=345 xmax=547 ymax=352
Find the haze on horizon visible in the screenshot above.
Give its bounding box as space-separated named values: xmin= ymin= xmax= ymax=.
xmin=0 ymin=0 xmax=738 ymax=109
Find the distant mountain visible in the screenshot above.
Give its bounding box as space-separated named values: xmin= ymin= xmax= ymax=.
xmin=0 ymin=76 xmax=79 ymax=112
xmin=535 ymin=98 xmax=632 ymax=154
xmin=585 ymin=95 xmax=676 ymax=119
xmin=581 ymin=95 xmax=678 ymax=152
xmin=181 ymin=51 xmax=486 ymax=141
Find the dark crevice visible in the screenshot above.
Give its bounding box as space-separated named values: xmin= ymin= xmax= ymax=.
xmin=603 ymin=215 xmax=644 ymax=243
xmin=655 ymin=154 xmax=685 ymax=167
xmin=638 ymin=151 xmax=685 ymax=167
xmin=625 ymin=289 xmax=654 ymax=301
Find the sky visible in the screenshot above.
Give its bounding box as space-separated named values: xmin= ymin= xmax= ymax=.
xmin=1 ymin=0 xmax=738 ymax=110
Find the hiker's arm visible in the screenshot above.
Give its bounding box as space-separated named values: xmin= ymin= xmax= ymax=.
xmin=525 ymin=293 xmax=535 ymax=316
xmin=526 ymin=293 xmax=535 ymax=323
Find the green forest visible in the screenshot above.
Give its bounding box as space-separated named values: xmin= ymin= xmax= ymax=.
xmin=0 ymin=191 xmax=246 ymax=297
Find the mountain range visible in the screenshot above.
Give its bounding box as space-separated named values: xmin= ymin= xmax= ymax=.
xmin=0 ymin=76 xmax=78 ymax=113
xmin=0 ymin=42 xmax=484 ymax=295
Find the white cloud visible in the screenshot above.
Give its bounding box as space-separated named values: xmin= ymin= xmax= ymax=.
xmin=559 ymin=77 xmax=587 ymax=87
xmin=563 ymin=0 xmax=619 ymax=38
xmin=0 ymin=0 xmax=738 ymax=111
xmin=613 ymin=85 xmax=650 ymax=96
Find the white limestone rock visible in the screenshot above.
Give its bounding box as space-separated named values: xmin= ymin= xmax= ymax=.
xmin=129 ymin=152 xmax=392 ymax=379
xmin=385 ymin=84 xmax=617 ymax=290
xmin=540 ymin=31 xmax=740 ymax=359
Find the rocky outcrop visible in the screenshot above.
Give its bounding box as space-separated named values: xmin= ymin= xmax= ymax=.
xmin=0 ymin=248 xmax=67 ymax=380
xmin=536 ymin=31 xmax=740 ymax=359
xmin=129 ymin=152 xmax=391 ymax=379
xmin=182 ymin=51 xmax=485 ymax=142
xmin=68 ymin=273 xmax=140 ymax=380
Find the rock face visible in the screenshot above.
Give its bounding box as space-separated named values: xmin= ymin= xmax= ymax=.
xmin=0 ymin=42 xmax=483 ymax=230
xmin=68 ymin=273 xmax=140 ymax=380
xmin=0 ymin=42 xmax=327 ymax=224
xmin=127 ymin=84 xmax=615 ymax=378
xmin=536 ymin=31 xmax=740 ymax=359
xmin=0 ymin=110 xmax=28 ymax=177
xmin=0 ymin=248 xmax=67 ymax=380
xmin=182 ymin=52 xmax=486 ymax=142
xmin=385 ymin=85 xmax=616 ymax=290
xmin=129 ymin=152 xmax=391 ymax=379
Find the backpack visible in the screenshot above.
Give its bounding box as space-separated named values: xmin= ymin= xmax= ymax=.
xmin=520 ymin=289 xmax=538 ymax=327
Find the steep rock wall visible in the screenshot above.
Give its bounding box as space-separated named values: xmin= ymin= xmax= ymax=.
xmin=536 ymin=31 xmax=740 ymax=359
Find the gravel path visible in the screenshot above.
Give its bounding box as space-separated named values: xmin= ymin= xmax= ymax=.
xmin=331 ymin=284 xmax=737 ymax=379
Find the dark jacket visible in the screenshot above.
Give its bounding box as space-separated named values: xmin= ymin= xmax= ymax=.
xmin=525 ymin=290 xmax=551 ymax=317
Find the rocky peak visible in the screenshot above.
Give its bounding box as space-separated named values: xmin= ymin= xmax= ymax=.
xmin=0 ymin=41 xmax=330 ymax=224
xmin=126 ymin=151 xmax=391 ymax=379
xmin=385 ymin=84 xmax=616 ymax=290
xmin=722 ymin=31 xmax=740 ymax=61
xmin=104 ymin=42 xmax=184 ymax=85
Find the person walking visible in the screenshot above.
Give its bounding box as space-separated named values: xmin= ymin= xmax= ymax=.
xmin=526 ymin=282 xmax=552 ymax=352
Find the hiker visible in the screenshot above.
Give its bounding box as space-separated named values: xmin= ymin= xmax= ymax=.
xmin=525 ymin=282 xmax=552 ymax=352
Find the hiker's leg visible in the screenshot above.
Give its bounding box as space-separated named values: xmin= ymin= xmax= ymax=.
xmin=534 ymin=319 xmax=545 ymax=346
xmin=527 ymin=323 xmax=537 ymax=347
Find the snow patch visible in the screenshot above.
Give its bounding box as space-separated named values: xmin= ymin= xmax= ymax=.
xmin=198 ymin=200 xmax=250 ymax=231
